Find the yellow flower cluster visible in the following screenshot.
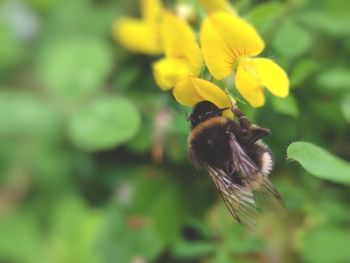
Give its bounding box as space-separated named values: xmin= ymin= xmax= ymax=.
xmin=113 ymin=0 xmax=289 ymax=113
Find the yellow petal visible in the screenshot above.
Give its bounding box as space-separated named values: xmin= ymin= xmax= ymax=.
xmin=162 ymin=13 xmax=203 ymax=72
xmin=200 ymin=16 xmax=235 ymax=80
xmin=153 ymin=59 xmax=194 ymax=90
xmin=113 ymin=18 xmax=162 ymax=55
xmin=251 ymin=58 xmax=289 ymax=97
xmin=172 ymin=77 xmax=203 ymax=106
xmin=199 ymin=0 xmax=236 ymax=14
xmin=193 ymin=79 xmax=232 ymax=110
xmin=201 ymin=12 xmax=265 ymax=80
xmin=235 ymin=63 xmax=265 ymax=107
xmin=141 ymin=0 xmax=163 ymax=24
xmin=173 ymin=77 xmax=233 ymax=118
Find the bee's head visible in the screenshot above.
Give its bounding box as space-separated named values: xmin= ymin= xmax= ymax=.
xmin=188 ymin=101 xmax=229 ymax=128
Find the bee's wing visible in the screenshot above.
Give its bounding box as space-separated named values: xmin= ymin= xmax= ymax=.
xmin=226 ymin=132 xmax=260 ymax=181
xmin=227 ymin=132 xmax=284 ymax=221
xmin=253 ymin=177 xmax=285 ymax=215
xmin=206 ymin=165 xmax=258 ymax=230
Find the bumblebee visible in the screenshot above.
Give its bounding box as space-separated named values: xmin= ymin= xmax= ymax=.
xmin=188 ymin=101 xmax=283 ymax=229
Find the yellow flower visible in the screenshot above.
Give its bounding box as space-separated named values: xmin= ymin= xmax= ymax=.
xmin=200 ymin=12 xmax=289 ymax=107
xmin=175 ymin=3 xmax=196 ymax=22
xmin=153 ymin=13 xmax=203 ymax=90
xmin=199 ymin=0 xmax=236 ymax=14
xmin=173 ymin=76 xmax=235 ymax=119
xmin=113 ymin=0 xmax=163 ymax=55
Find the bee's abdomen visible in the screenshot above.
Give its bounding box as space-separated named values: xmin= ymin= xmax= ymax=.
xmin=246 ymin=141 xmax=274 ymax=176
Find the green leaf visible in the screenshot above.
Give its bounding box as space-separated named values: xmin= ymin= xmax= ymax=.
xmin=301 ymin=227 xmax=350 ymax=263
xmin=68 ymin=96 xmax=140 ymax=151
xmin=247 ymin=2 xmax=287 ymax=35
xmin=132 ymin=175 xmax=184 ymax=244
xmin=47 ymin=195 xmax=103 ymax=263
xmin=0 ymin=212 xmax=41 ymax=263
xmin=173 ymin=240 xmax=215 ymax=258
xmin=297 ymin=11 xmax=350 ymax=36
xmin=0 ymin=91 xmax=58 ymax=136
xmin=341 ymin=93 xmax=350 ymax=122
xmin=211 ymin=249 xmax=235 ymax=263
xmin=115 ymin=64 xmax=141 ymax=92
xmin=312 ymin=196 xmax=350 ymax=224
xmin=171 ymin=111 xmax=189 ymax=135
xmin=126 ymin=116 xmax=153 ymax=153
xmin=152 ymin=185 xmax=183 ymax=244
xmin=290 ymin=59 xmax=320 ymax=88
xmin=287 ymin=142 xmax=350 ymax=185
xmin=0 ymin=21 xmax=23 ymax=71
xmin=272 ymin=20 xmax=312 ymax=58
xmin=100 ymin=173 xmax=179 ymax=263
xmin=39 ymin=37 xmax=113 ymax=98
xmin=317 ymin=67 xmax=350 ymax=91
xmin=270 ymin=95 xmax=299 ymax=117
xmin=100 ymin=207 xmax=164 ymax=263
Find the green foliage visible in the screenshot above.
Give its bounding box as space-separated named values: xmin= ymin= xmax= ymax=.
xmin=301 ymin=227 xmax=350 ymax=263
xmin=270 ymin=94 xmax=299 ymax=117
xmin=341 ymin=92 xmax=350 ymax=122
xmin=272 ymin=19 xmax=312 ymax=59
xmin=46 ymin=195 xmax=104 ymax=263
xmin=0 ymin=212 xmax=41 ymax=263
xmin=68 ymin=96 xmax=141 ymax=151
xmin=317 ymin=67 xmax=350 ymax=91
xmin=0 ymin=91 xmax=58 ymax=136
xmin=290 ymin=59 xmax=319 ymax=87
xmin=1 ymin=0 xmax=350 ymax=262
xmin=287 ymin=142 xmax=350 ymax=185
xmin=39 ymin=37 xmax=113 ymax=98
xmin=132 ymin=175 xmax=184 ymax=244
xmin=248 ymin=2 xmax=287 ymax=35
xmin=173 ymin=240 xmax=215 ymax=258
xmin=0 ymin=22 xmax=24 ymax=71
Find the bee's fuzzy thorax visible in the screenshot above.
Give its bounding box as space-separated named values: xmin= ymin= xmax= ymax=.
xmin=188 ymin=116 xmax=228 ymax=144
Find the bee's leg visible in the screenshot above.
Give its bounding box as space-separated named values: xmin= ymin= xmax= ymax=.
xmin=232 ymin=107 xmax=270 ymax=143
xmin=231 ymin=107 xmax=251 ymax=131
xmin=249 ymin=127 xmax=270 ymax=144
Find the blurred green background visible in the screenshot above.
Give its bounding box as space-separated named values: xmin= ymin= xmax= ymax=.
xmin=1 ymin=0 xmax=350 ymax=262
